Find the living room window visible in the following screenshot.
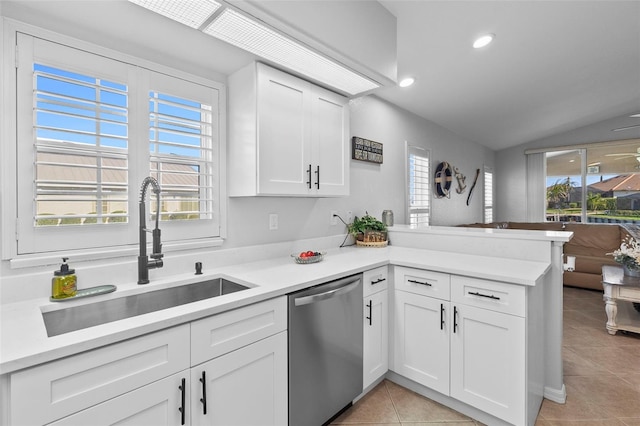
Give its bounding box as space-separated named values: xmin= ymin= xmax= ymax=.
xmin=538 ymin=140 xmax=640 ymax=224
xmin=11 ymin=32 xmax=224 ymax=257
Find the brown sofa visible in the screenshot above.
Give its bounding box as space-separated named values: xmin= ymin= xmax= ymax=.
xmin=459 ymin=222 xmax=631 ymax=291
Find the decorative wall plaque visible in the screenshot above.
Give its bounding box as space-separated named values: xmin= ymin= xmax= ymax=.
xmin=352 ymin=137 xmax=383 ymax=164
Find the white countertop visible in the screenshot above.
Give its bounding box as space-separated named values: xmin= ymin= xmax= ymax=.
xmin=0 ymin=245 xmax=550 ymax=375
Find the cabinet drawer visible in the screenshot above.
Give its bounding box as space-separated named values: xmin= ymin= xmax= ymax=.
xmin=451 ymin=276 xmax=525 ymax=317
xmin=191 ymin=296 xmax=287 ymax=366
xmin=395 ymin=266 xmax=450 ymax=300
xmin=363 ymin=266 xmax=388 ymax=297
xmin=10 ymin=324 xmax=190 ymax=426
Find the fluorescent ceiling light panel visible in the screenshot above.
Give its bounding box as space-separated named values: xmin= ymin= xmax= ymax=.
xmin=129 ymin=0 xmax=221 ymax=29
xmin=204 ymin=8 xmax=379 ymax=95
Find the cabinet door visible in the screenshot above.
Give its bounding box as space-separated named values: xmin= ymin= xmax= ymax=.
xmin=191 ymin=331 xmax=288 ymax=426
xmin=257 ymin=63 xmax=312 ymax=195
xmin=363 ymin=289 xmax=388 ymax=388
xmin=311 ymin=86 xmax=349 ymax=196
xmin=49 ymin=372 xmax=189 ymax=426
xmin=450 ymin=304 xmax=525 ymax=425
xmin=10 ymin=324 xmax=190 ymax=425
xmin=393 ymin=291 xmax=450 ymax=395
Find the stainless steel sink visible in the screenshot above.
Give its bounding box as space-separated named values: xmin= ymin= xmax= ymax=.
xmin=42 ymin=278 xmax=249 ymax=337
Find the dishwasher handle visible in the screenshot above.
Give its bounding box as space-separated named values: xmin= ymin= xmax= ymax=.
xmin=294 ymin=277 xmax=361 ymax=306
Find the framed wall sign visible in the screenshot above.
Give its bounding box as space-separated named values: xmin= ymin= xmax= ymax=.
xmin=352 ymin=137 xmax=383 ymax=164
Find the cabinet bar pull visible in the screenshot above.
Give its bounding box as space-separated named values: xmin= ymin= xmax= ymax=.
xmin=200 ymin=371 xmax=207 ymax=415
xmin=371 ymin=277 xmax=386 ymax=285
xmin=306 ymin=164 xmax=312 ymax=189
xmin=366 ymin=300 xmax=372 ymax=326
xmin=453 ymin=306 xmax=458 ymax=333
xmin=178 ymin=377 xmax=186 ymax=425
xmin=315 ymin=165 xmax=320 ymax=189
xmin=408 ymin=279 xmax=432 ymax=287
xmin=440 ymin=303 xmax=445 ymax=330
xmin=468 ymin=291 xmax=500 ymax=300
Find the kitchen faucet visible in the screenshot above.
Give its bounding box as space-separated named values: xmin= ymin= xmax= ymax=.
xmin=138 ymin=176 xmax=163 ymax=284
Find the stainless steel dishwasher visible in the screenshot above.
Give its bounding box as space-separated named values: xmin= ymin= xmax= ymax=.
xmin=288 ymin=273 xmax=363 ymax=426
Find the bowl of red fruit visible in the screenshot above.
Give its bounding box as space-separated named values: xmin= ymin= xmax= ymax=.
xmin=291 ymin=250 xmax=325 ymax=264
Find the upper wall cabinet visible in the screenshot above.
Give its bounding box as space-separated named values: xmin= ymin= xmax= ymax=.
xmin=228 ymin=62 xmax=350 ymax=197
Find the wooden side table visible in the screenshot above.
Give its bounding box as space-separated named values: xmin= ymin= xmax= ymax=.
xmin=601 ymin=265 xmax=640 ymax=335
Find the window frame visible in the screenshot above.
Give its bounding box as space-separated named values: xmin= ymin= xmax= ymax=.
xmin=1 ymin=23 xmax=226 ymax=265
xmin=405 ymin=143 xmax=431 ymax=227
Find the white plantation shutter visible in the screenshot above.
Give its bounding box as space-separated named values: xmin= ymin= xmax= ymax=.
xmin=34 ymin=64 xmax=129 ymax=226
xmin=407 ymin=145 xmax=430 ymax=226
xmin=484 ymin=166 xmax=494 ymax=223
xmin=148 ymin=91 xmax=215 ymax=221
xmin=14 ymin=33 xmax=223 ymax=256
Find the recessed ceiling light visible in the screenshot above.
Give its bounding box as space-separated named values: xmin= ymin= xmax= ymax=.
xmin=399 ymin=77 xmax=415 ymax=88
xmin=473 ymin=34 xmax=495 ymax=49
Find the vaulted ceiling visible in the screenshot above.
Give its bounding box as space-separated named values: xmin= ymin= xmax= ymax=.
xmin=377 ymin=1 xmax=640 ymax=150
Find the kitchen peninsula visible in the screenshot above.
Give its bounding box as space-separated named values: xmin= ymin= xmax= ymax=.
xmin=0 ymin=226 xmax=572 ymax=426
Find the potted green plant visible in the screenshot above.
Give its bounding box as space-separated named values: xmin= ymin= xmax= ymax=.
xmin=347 ymin=213 xmax=388 ymax=246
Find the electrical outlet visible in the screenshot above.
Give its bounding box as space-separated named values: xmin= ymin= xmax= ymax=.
xmin=269 ymin=213 xmax=278 ymax=230
xmin=330 ymin=210 xmax=338 ymax=225
xmin=346 ymin=211 xmax=353 ymax=223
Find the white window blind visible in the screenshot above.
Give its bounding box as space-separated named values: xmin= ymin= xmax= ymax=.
xmin=34 ymin=64 xmax=129 ymax=226
xmin=484 ymin=166 xmax=494 ymax=223
xmin=407 ymin=145 xmax=430 ymax=226
xmin=149 ymin=91 xmax=214 ymax=221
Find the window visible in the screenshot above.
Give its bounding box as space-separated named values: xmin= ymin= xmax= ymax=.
xmin=12 ymin=33 xmax=223 ymax=256
xmin=533 ymin=139 xmax=640 ymax=224
xmin=34 ymin=64 xmax=129 ymax=227
xmin=483 ymin=166 xmax=494 ymax=223
xmin=407 ymin=145 xmax=430 ymax=226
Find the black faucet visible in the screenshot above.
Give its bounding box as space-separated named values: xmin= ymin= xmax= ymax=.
xmin=138 ymin=177 xmax=163 ymax=284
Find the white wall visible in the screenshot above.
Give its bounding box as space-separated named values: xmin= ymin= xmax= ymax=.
xmin=495 ymin=115 xmax=640 ymax=222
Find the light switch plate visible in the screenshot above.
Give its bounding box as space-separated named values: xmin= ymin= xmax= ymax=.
xmin=269 ymin=213 xmax=278 ymax=230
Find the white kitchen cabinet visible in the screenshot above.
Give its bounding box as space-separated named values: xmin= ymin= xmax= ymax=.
xmin=190 ymin=297 xmax=288 ymax=426
xmin=7 ymin=297 xmax=287 ymax=426
xmin=393 ymin=290 xmax=450 ymax=395
xmin=48 ymin=372 xmax=190 ymax=426
xmin=10 ymin=324 xmax=190 ymax=426
xmin=363 ymin=266 xmax=388 ymax=388
xmin=191 ymin=332 xmax=288 ymax=426
xmin=450 ymin=303 xmax=525 ymax=424
xmin=229 ymin=62 xmax=349 ymax=197
xmin=392 ymin=267 xmax=538 ymax=426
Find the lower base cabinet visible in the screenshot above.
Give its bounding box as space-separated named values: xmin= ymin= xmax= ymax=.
xmin=7 ymin=297 xmax=288 ymax=426
xmin=49 ymin=372 xmax=189 ymax=426
xmin=191 ymin=331 xmax=288 ymax=426
xmin=393 ymin=290 xmax=450 ymax=395
xmin=392 ymin=267 xmax=537 ymax=426
xmin=450 ymin=303 xmax=525 ymax=425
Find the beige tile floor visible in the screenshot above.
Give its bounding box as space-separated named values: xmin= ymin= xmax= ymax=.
xmin=331 ymin=286 xmax=640 ymax=426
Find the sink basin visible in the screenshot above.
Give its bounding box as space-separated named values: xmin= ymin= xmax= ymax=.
xmin=42 ymin=278 xmax=249 ymax=337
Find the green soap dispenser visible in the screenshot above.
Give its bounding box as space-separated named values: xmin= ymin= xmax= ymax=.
xmin=51 ymin=257 xmax=77 ymax=300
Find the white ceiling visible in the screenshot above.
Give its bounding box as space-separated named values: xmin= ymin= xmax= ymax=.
xmin=377 ymin=0 xmax=640 ymax=151
xmin=2 ymin=1 xmax=639 ymax=152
